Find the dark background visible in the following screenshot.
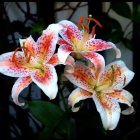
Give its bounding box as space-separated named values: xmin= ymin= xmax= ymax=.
xmin=0 ymin=2 xmax=140 ymax=140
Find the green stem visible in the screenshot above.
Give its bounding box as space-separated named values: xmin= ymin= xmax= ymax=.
xmin=59 ymin=85 xmax=68 ymax=111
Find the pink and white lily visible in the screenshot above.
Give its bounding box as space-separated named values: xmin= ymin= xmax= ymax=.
xmin=0 ymin=24 xmax=63 ymax=106
xmin=57 ymin=16 xmax=121 ymax=64
xmin=64 ymin=59 xmax=134 ymax=130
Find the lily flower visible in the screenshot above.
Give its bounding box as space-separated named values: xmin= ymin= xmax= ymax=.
xmin=64 ymin=59 xmax=134 ymax=130
xmin=57 ymin=16 xmax=121 ymax=65
xmin=0 ymin=24 xmax=63 ymax=106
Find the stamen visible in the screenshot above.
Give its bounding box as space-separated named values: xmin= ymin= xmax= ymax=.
xmin=123 ymin=76 xmax=126 ymax=86
xmin=12 ymin=47 xmax=21 ymax=63
xmin=12 ymin=46 xmax=33 ymax=66
xmin=91 ymin=26 xmax=95 ymax=37
xmin=27 ymin=53 xmax=32 ymax=63
xmin=78 ymin=16 xmax=84 ymax=30
xmin=110 ymin=65 xmax=115 ymax=86
xmin=86 ymin=18 xmax=102 ymax=28
xmin=82 ymin=23 xmax=89 ymax=33
xmin=12 ymin=47 xmax=22 ymax=67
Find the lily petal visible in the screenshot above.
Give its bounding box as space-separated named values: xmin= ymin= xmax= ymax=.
xmin=92 ymin=94 xmax=121 ymax=130
xmin=84 ymin=39 xmax=121 ymax=58
xmin=36 ymin=24 xmax=62 ymax=63
xmin=64 ymin=56 xmax=75 ymax=73
xmin=48 ymin=53 xmax=61 ymax=66
xmin=96 ymin=60 xmax=134 ymax=91
xmin=48 ymin=53 xmax=75 ymax=72
xmin=103 ymin=89 xmax=133 ymax=106
xmin=68 ymin=88 xmax=92 ymax=112
xmin=12 ymin=76 xmax=32 ymax=106
xmin=57 ymin=38 xmax=70 ymax=46
xmin=107 ymin=60 xmax=134 ymax=89
xmin=121 ymin=106 xmax=134 ymax=115
xmin=59 ymin=20 xmax=82 ymax=45
xmin=19 ymin=35 xmax=36 ymax=55
xmin=83 ymin=52 xmax=105 ymax=77
xmin=31 ymin=64 xmax=58 ymax=100
xmin=0 ymin=52 xmax=30 ymax=77
xmin=64 ymin=62 xmax=95 ymax=92
xmin=58 ymin=44 xmax=73 ymax=63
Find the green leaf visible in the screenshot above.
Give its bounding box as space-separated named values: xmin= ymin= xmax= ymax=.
xmin=108 ymin=30 xmax=124 ymax=43
xmin=132 ymin=5 xmax=140 ymax=23
xmin=111 ymin=2 xmax=132 ymax=19
xmin=27 ymin=101 xmax=73 ymax=139
xmin=29 ymin=19 xmax=46 ymax=35
xmin=107 ymin=18 xmax=122 ymax=30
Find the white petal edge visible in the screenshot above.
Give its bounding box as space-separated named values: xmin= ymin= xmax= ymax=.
xmin=68 ymin=88 xmax=92 ymax=112
xmin=92 ymin=94 xmax=121 ymax=130
xmin=12 ymin=76 xmax=32 ymax=106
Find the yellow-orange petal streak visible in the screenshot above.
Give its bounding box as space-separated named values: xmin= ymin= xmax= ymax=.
xmin=36 ymin=24 xmax=62 ymax=63
xmin=93 ymin=93 xmax=121 ymax=130
xmin=59 ymin=20 xmax=82 ymax=45
xmin=64 ymin=62 xmax=96 ymax=92
xmin=31 ymin=64 xmax=58 ymax=100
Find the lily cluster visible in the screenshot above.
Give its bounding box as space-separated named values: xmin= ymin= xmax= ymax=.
xmin=0 ymin=16 xmax=134 ymax=130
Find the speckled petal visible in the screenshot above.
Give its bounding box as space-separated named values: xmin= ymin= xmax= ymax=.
xmin=83 ymin=52 xmax=105 ymax=77
xmin=31 ymin=64 xmax=58 ymax=100
xmin=68 ymin=88 xmax=92 ymax=112
xmin=59 ymin=20 xmax=82 ymax=45
xmin=84 ymin=39 xmax=121 ymax=58
xmin=57 ymin=38 xmax=70 ymax=46
xmin=36 ymin=24 xmax=62 ymax=62
xmin=0 ymin=52 xmax=30 ymax=77
xmin=64 ymin=62 xmax=95 ymax=92
xmin=12 ymin=76 xmax=32 ymax=106
xmin=96 ymin=60 xmax=134 ymax=91
xmin=92 ymin=94 xmax=121 ymax=130
xmin=48 ymin=53 xmax=61 ymax=66
xmin=103 ymin=89 xmax=133 ymax=106
xmin=19 ymin=35 xmax=36 ymax=54
xmin=106 ymin=60 xmax=134 ymax=89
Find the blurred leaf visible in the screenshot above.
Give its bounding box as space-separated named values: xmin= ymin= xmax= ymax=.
xmin=111 ymin=2 xmax=132 ymax=19
xmin=30 ymin=19 xmax=46 ymax=35
xmin=107 ymin=18 xmax=122 ymax=30
xmin=27 ymin=101 xmax=73 ymax=140
xmin=11 ymin=21 xmax=31 ymax=36
xmin=108 ymin=30 xmax=124 ymax=43
xmin=133 ymin=5 xmax=140 ymax=23
xmin=122 ymin=38 xmax=133 ymax=50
